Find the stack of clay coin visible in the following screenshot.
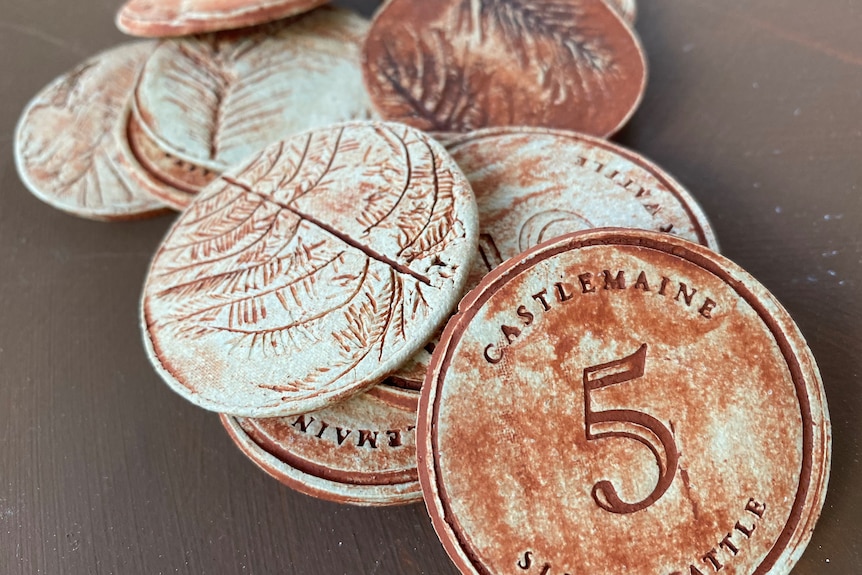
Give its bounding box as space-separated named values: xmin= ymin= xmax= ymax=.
xmin=362 ymin=0 xmax=647 ymax=136
xmin=217 ymin=126 xmax=719 ymax=505
xmin=15 ymin=6 xmax=375 ymax=220
xmin=419 ymin=229 xmax=830 ymax=575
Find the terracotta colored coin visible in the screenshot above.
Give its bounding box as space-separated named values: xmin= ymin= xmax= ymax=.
xmin=391 ymin=127 xmax=718 ymax=387
xmin=221 ymin=384 xmax=422 ymax=505
xmin=419 ymin=229 xmax=831 ymax=575
xmin=14 ymin=42 xmax=168 ymax=221
xmin=362 ymin=0 xmax=647 ymax=136
xmin=608 ymin=0 xmax=636 ymax=24
xmin=130 ymin=7 xmax=376 ymax=207
xmin=116 ymin=0 xmax=330 ymax=37
xmin=142 ymin=121 xmax=478 ymax=418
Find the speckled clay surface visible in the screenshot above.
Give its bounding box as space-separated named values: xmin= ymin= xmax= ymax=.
xmin=117 ymin=0 xmax=331 ymax=37
xmin=14 ymin=42 xmax=167 ymax=221
xmin=142 ymin=121 xmax=478 ymax=418
xmin=419 ymin=229 xmax=831 ymax=575
xmin=392 ymin=127 xmax=718 ymax=388
xmin=129 ymin=7 xmax=375 ymax=207
xmin=362 ymin=0 xmax=647 ymax=136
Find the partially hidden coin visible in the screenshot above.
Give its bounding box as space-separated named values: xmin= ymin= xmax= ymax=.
xmin=116 ymin=0 xmax=330 ymax=37
xmin=391 ymin=127 xmax=718 ymax=388
xmin=419 ymin=229 xmax=831 ymax=575
xmin=608 ymin=0 xmax=636 ymax=24
xmin=362 ymin=0 xmax=647 ymax=136
xmin=221 ymin=382 xmax=422 ymax=505
xmin=14 ymin=42 xmax=168 ymax=221
xmin=142 ymin=121 xmax=478 ymax=418
xmin=129 ymin=7 xmax=376 ymax=208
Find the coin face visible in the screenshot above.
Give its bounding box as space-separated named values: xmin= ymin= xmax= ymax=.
xmin=116 ymin=0 xmax=330 ymax=37
xmin=221 ymin=386 xmax=422 ymax=505
xmin=362 ymin=0 xmax=647 ymax=136
xmin=143 ymin=121 xmax=478 ymax=418
xmin=14 ymin=42 xmax=167 ymax=221
xmin=419 ymin=230 xmax=830 ymax=575
xmin=391 ymin=127 xmax=718 ymax=388
xmin=130 ymin=7 xmax=376 ymax=207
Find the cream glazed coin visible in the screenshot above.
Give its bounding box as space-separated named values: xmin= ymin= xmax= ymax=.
xmin=14 ymin=42 xmax=167 ymax=221
xmin=419 ymin=229 xmax=830 ymax=575
xmin=142 ymin=121 xmax=478 ymax=418
xmin=221 ymin=382 xmax=422 ymax=505
xmin=129 ymin=7 xmax=376 ymax=207
xmin=392 ymin=127 xmax=718 ymax=387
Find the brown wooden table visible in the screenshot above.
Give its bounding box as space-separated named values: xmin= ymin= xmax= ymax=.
xmin=0 ymin=1 xmax=859 ymax=572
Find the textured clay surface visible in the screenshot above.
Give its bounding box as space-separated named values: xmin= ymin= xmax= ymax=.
xmin=143 ymin=121 xmax=477 ymax=418
xmin=608 ymin=0 xmax=636 ymax=24
xmin=222 ymin=386 xmax=422 ymax=505
xmin=117 ymin=0 xmax=331 ymax=37
xmin=14 ymin=42 xmax=167 ymax=221
xmin=392 ymin=127 xmax=717 ymax=387
xmin=419 ymin=230 xmax=831 ymax=575
xmin=362 ymin=0 xmax=646 ymax=136
xmin=130 ymin=7 xmax=376 ymax=206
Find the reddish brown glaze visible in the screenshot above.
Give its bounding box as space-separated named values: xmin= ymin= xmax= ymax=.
xmin=607 ymin=0 xmax=636 ymax=24
xmin=418 ymin=229 xmax=830 ymax=575
xmin=392 ymin=126 xmax=717 ymax=388
xmin=362 ymin=0 xmax=647 ymax=136
xmin=220 ymin=386 xmax=421 ymax=505
xmin=142 ymin=121 xmax=478 ymax=418
xmin=116 ymin=0 xmax=331 ymax=37
xmin=131 ymin=7 xmax=375 ymax=206
xmin=14 ymin=42 xmax=168 ymax=221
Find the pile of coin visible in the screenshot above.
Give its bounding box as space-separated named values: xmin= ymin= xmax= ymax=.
xmin=13 ymin=1 xmax=831 ymax=574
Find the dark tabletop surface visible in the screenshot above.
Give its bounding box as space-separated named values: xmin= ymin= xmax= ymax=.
xmin=0 ymin=0 xmax=860 ymax=573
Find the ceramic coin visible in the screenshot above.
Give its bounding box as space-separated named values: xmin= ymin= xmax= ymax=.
xmin=419 ymin=229 xmax=831 ymax=575
xmin=142 ymin=121 xmax=478 ymax=418
xmin=221 ymin=383 xmax=421 ymax=505
xmin=391 ymin=127 xmax=718 ymax=388
xmin=362 ymin=0 xmax=647 ymax=136
xmin=14 ymin=42 xmax=168 ymax=221
xmin=130 ymin=7 xmax=376 ymax=207
xmin=116 ymin=0 xmax=331 ymax=37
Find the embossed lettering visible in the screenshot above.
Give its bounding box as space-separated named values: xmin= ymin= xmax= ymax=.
xmin=702 ymin=548 xmax=723 ymax=571
xmin=502 ymin=325 xmax=521 ymax=344
xmin=386 ymin=430 xmax=402 ymax=447
xmin=719 ymin=533 xmax=739 ymax=555
xmin=517 ymin=305 xmax=535 ymax=326
xmin=357 ymin=430 xmax=379 ymax=448
xmin=734 ymin=520 xmax=755 ymax=538
xmin=517 ymin=551 xmax=532 ymax=569
xmin=555 ymin=282 xmax=573 ymax=302
xmin=292 ymin=415 xmax=314 ymax=433
xmin=602 ymin=270 xmax=626 ymax=290
xmin=676 ymin=283 xmax=697 ymax=306
xmin=335 ymin=427 xmax=352 ymax=445
xmin=699 ymin=298 xmax=718 ymax=319
xmin=315 ymin=421 xmax=329 ymax=439
xmin=633 ymin=271 xmax=651 ymax=291
xmin=579 ymin=273 xmax=596 ymax=293
xmin=659 ymin=276 xmax=672 ymax=295
xmin=484 ymin=343 xmax=503 ymax=364
xmin=532 ymin=289 xmax=551 ymax=311
xmin=745 ymin=498 xmax=766 ymax=518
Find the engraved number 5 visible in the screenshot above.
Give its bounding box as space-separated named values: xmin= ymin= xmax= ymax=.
xmin=582 ymin=344 xmax=679 ymax=514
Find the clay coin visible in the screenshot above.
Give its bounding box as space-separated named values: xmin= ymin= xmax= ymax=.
xmin=142 ymin=121 xmax=478 ymax=418
xmin=419 ymin=229 xmax=831 ymax=575
xmin=391 ymin=127 xmax=718 ymax=388
xmin=129 ymin=7 xmax=376 ymax=207
xmin=116 ymin=0 xmax=330 ymax=37
xmin=14 ymin=42 xmax=168 ymax=221
xmin=362 ymin=0 xmax=647 ymax=136
xmin=221 ymin=384 xmax=421 ymax=505
xmin=608 ymin=0 xmax=636 ymax=24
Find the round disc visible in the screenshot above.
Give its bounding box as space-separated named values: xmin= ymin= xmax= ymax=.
xmin=14 ymin=42 xmax=167 ymax=221
xmin=392 ymin=127 xmax=718 ymax=387
xmin=608 ymin=0 xmax=636 ymax=24
xmin=221 ymin=385 xmax=421 ymax=505
xmin=130 ymin=7 xmax=376 ymax=207
xmin=419 ymin=229 xmax=830 ymax=575
xmin=142 ymin=121 xmax=478 ymax=418
xmin=116 ymin=0 xmax=331 ymax=37
xmin=362 ymin=0 xmax=647 ymax=136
